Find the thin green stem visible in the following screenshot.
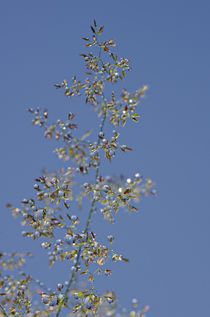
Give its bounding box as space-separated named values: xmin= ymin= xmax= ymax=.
xmin=0 ymin=304 xmax=9 ymax=317
xmin=55 ymin=112 xmax=106 ymax=317
xmin=55 ymin=36 xmax=107 ymax=317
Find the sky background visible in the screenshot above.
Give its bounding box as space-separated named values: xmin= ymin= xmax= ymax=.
xmin=1 ymin=1 xmax=210 ymax=316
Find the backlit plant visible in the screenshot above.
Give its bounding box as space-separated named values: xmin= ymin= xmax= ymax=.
xmin=1 ymin=21 xmax=155 ymax=317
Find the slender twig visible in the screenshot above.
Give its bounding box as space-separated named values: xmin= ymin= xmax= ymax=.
xmin=55 ymin=35 xmax=107 ymax=317
xmin=56 ymin=112 xmax=106 ymax=317
xmin=0 ymin=304 xmax=9 ymax=317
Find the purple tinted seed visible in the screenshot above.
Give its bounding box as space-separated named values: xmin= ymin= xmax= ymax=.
xmin=58 ymin=190 xmax=64 ymax=197
xmin=65 ymin=235 xmax=72 ymax=244
xmin=42 ymin=297 xmax=49 ymax=305
xmin=98 ymin=131 xmax=104 ymax=138
xmin=34 ymin=231 xmax=40 ymax=238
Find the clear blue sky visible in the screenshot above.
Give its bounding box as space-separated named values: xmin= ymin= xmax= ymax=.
xmin=1 ymin=1 xmax=210 ymax=316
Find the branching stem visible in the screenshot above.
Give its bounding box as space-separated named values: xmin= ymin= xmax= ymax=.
xmin=0 ymin=304 xmax=9 ymax=317
xmin=56 ymin=112 xmax=106 ymax=317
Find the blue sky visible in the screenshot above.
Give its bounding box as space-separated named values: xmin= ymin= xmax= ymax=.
xmin=1 ymin=1 xmax=210 ymax=316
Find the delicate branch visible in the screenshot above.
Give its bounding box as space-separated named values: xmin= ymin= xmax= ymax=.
xmin=4 ymin=22 xmax=152 ymax=317
xmin=56 ymin=112 xmax=107 ymax=317
xmin=0 ymin=304 xmax=9 ymax=317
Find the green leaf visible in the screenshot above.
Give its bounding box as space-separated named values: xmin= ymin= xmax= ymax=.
xmin=98 ymin=26 xmax=104 ymax=35
xmin=78 ymin=291 xmax=85 ymax=298
xmin=86 ymin=43 xmax=94 ymax=47
xmin=81 ymin=130 xmax=92 ymax=141
xmin=122 ymin=119 xmax=127 ymax=126
xmin=65 ymin=89 xmax=71 ymax=96
xmin=105 ymin=151 xmax=112 ymax=161
xmin=110 ymin=53 xmax=117 ymax=61
xmin=131 ymin=113 xmax=140 ymax=122
xmin=122 ymin=257 xmax=129 ymax=263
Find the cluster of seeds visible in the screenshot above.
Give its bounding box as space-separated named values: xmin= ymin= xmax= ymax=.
xmin=0 ymin=261 xmax=32 ymax=316
xmin=0 ymin=252 xmax=32 ymax=271
xmin=54 ymin=22 xmax=146 ymax=129
xmin=7 ymin=168 xmax=75 ymax=240
xmin=88 ymin=130 xmax=133 ymax=161
xmin=80 ymin=173 xmax=155 ymax=223
xmin=1 ymin=21 xmax=153 ymax=317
